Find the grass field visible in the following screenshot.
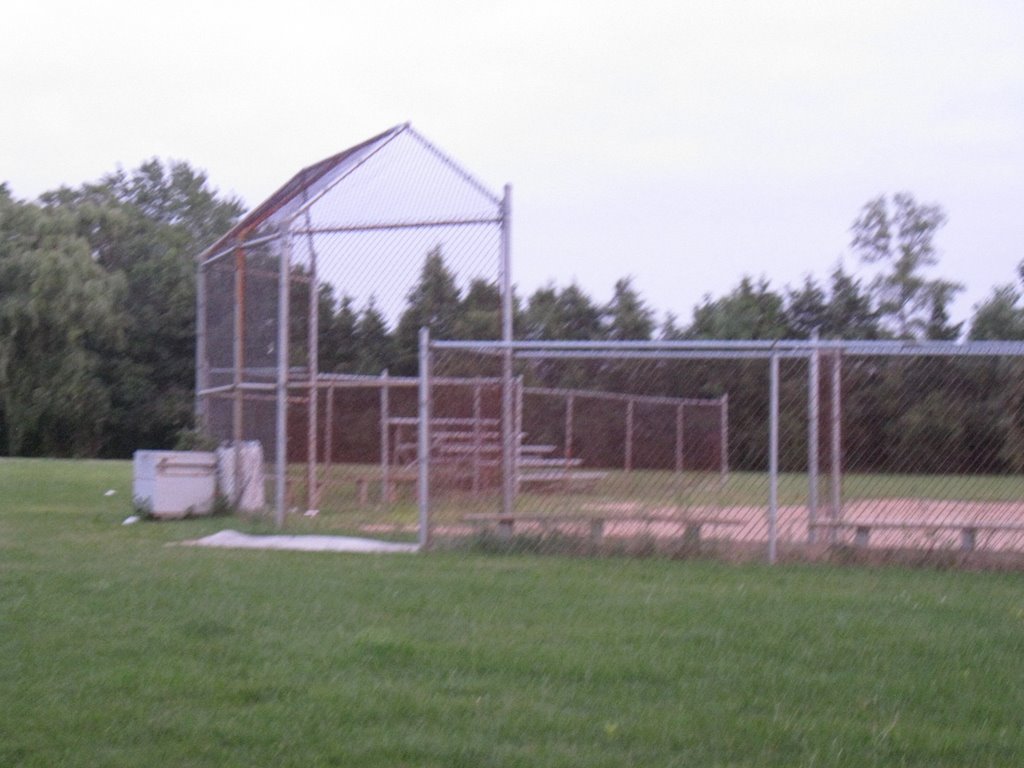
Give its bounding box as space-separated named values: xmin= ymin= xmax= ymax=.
xmin=2 ymin=458 xmax=1024 ymax=766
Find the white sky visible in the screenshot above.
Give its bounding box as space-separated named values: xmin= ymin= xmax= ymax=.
xmin=3 ymin=0 xmax=1022 ymax=329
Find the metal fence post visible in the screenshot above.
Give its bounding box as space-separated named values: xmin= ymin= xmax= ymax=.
xmin=675 ymin=403 xmax=684 ymax=473
xmin=515 ymin=375 xmax=524 ymax=494
xmin=829 ymin=350 xmax=843 ymax=543
xmin=564 ymin=393 xmax=575 ymax=461
xmin=500 ymin=184 xmax=516 ymax=518
xmin=380 ymin=369 xmax=390 ymax=506
xmin=625 ymin=398 xmax=635 ymax=472
xmin=472 ymin=382 xmax=482 ymax=495
xmin=195 ymin=260 xmax=208 ymax=426
xmin=274 ymin=227 xmax=291 ymax=529
xmin=232 ymin=244 xmax=246 ymax=508
xmin=418 ymin=328 xmax=431 ymax=549
xmin=808 ymin=329 xmax=820 ymax=543
xmin=769 ymin=352 xmax=780 ymax=564
xmin=325 ymin=382 xmax=335 ymax=469
xmin=720 ymin=394 xmax=729 ymax=484
xmin=306 ymin=236 xmax=319 ymax=514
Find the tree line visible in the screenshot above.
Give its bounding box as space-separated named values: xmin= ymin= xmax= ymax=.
xmin=3 ymin=161 xmax=1024 ymax=463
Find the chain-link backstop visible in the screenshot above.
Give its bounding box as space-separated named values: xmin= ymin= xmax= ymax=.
xmin=196 ymin=124 xmax=511 ymax=533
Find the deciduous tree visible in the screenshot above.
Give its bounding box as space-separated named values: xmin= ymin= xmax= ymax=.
xmin=850 ymin=192 xmax=962 ymax=339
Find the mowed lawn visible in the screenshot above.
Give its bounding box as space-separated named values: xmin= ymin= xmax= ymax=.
xmin=2 ymin=459 xmax=1023 ymax=767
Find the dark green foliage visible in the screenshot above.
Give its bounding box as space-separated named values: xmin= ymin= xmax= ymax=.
xmin=824 ymin=264 xmax=882 ymax=340
xmin=319 ymin=291 xmax=359 ymax=373
xmin=393 ymin=246 xmax=464 ymax=373
xmin=604 ymin=277 xmax=655 ymax=340
xmin=0 ymin=190 xmax=125 ymax=456
xmin=3 ymin=160 xmax=244 ymax=457
xmin=355 ymin=299 xmax=395 ymax=374
xmin=786 ymin=267 xmax=881 ymax=340
xmin=850 ymin=192 xmax=962 ymax=339
xmin=6 ymin=168 xmax=1024 ymax=476
xmin=970 ymin=263 xmax=1024 ymax=341
xmin=689 ymin=276 xmax=789 ymax=340
xmin=454 ymin=278 xmax=503 ymax=340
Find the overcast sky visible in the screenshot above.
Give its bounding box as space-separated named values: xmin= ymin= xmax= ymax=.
xmin=3 ymin=0 xmax=1022 ymax=329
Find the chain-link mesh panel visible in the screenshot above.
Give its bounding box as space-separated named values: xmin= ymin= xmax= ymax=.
xmin=198 ymin=236 xmax=284 ymax=512
xmin=425 ymin=342 xmax=1024 ymax=567
xmin=198 ymin=126 xmax=505 ymax=531
xmin=427 ymin=347 xmax=781 ymax=559
xmin=830 ymin=352 xmax=1024 ymax=562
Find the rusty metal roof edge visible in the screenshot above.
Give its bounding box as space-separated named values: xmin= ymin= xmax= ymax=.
xmin=196 ymin=122 xmax=408 ymax=260
xmin=277 ymin=122 xmax=413 ymax=229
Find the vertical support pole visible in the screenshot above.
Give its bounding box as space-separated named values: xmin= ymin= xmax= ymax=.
xmin=720 ymin=393 xmax=729 ymax=484
xmin=380 ymin=369 xmax=390 ymax=506
xmin=274 ymin=229 xmax=291 ymax=529
xmin=306 ymin=240 xmax=319 ymax=513
xmin=195 ymin=260 xmax=208 ymax=425
xmin=514 ymin=375 xmax=524 ymax=494
xmin=829 ymin=350 xmax=843 ymax=543
xmin=768 ymin=352 xmax=780 ymax=564
xmin=625 ymin=398 xmax=635 ymax=472
xmin=472 ymin=382 xmax=482 ymax=495
xmin=807 ymin=329 xmax=820 ymax=543
xmin=418 ymin=328 xmax=431 ymax=549
xmin=500 ymin=184 xmax=516 ymax=518
xmin=564 ymin=393 xmax=574 ymax=461
xmin=325 ymin=383 xmax=335 ymax=469
xmin=232 ymin=245 xmax=246 ymax=507
xmin=675 ymin=403 xmax=684 ymax=473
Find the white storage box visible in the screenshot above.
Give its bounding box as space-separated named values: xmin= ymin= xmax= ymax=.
xmin=133 ymin=450 xmax=217 ymax=519
xmin=216 ymin=441 xmax=265 ymax=513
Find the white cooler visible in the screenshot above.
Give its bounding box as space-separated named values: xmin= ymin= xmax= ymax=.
xmin=132 ymin=450 xmax=217 ymax=518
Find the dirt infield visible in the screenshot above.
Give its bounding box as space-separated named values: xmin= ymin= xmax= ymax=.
xmin=355 ymin=497 xmax=1024 ymax=560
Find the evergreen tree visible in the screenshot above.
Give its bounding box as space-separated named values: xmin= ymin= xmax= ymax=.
xmin=393 ymin=247 xmax=462 ymax=373
xmin=355 ymin=298 xmax=394 ymax=374
xmin=970 ymin=263 xmax=1024 ymax=340
xmin=604 ymin=277 xmax=655 ymax=340
xmin=824 ymin=264 xmax=881 ymax=339
xmin=785 ymin=276 xmax=828 ymax=339
xmin=454 ymin=278 xmax=502 ymax=340
xmin=522 ymin=282 xmax=604 ymax=341
xmin=320 ymin=291 xmax=359 ymax=373
xmin=687 ymin=276 xmax=788 ymax=340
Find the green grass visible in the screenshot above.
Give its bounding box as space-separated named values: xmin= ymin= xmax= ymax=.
xmin=2 ymin=458 xmax=1024 ymax=766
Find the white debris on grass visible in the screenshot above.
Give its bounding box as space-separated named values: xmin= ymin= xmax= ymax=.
xmin=122 ymin=515 xmax=141 ymax=525
xmin=104 ymin=489 xmax=117 ymax=496
xmin=183 ymin=529 xmax=419 ymax=554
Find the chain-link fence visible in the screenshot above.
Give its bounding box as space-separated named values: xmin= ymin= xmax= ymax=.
xmin=196 ymin=124 xmax=508 ymax=533
xmin=194 ymin=125 xmax=1024 ymax=569
xmin=424 ymin=339 xmax=1024 ymax=568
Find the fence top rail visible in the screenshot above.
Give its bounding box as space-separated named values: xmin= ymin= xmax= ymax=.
xmin=431 ymin=338 xmax=1024 ymax=358
xmin=198 ymin=232 xmax=283 ymax=267
xmin=315 ymin=373 xmax=503 ymax=388
xmin=524 ymin=385 xmax=725 ymax=407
